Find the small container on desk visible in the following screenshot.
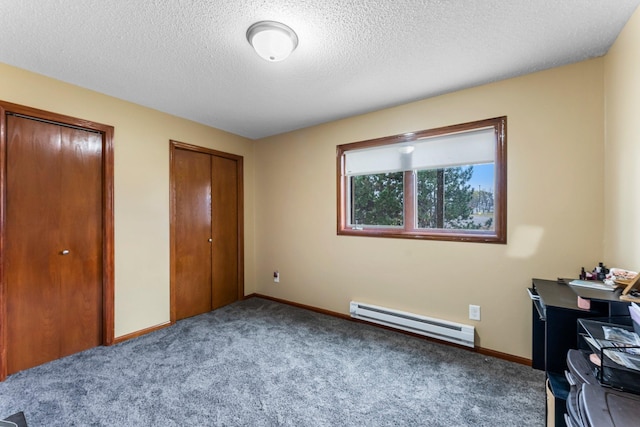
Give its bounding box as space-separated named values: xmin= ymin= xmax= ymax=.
xmin=578 ymin=318 xmax=640 ymax=395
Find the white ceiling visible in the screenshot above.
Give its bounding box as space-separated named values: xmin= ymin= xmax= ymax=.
xmin=0 ymin=1 xmax=638 ymax=139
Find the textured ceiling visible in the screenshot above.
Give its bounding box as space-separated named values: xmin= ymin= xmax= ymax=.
xmin=0 ymin=1 xmax=638 ymax=139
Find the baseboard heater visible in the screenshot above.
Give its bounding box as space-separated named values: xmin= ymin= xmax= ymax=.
xmin=349 ymin=301 xmax=475 ymax=348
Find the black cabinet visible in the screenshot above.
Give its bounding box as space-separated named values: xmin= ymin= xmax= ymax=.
xmin=531 ymin=279 xmax=610 ymax=374
xmin=530 ymin=279 xmax=622 ymax=427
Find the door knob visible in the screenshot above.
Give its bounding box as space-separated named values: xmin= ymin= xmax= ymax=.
xmin=208 ymin=238 xmax=212 ymax=242
xmin=61 ymin=250 xmax=70 ymax=255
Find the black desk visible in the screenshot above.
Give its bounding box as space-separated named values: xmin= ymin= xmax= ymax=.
xmin=531 ymin=279 xmax=628 ymax=372
xmin=530 ymin=278 xmax=629 ymax=427
xmin=532 ymin=279 xmax=606 ymax=372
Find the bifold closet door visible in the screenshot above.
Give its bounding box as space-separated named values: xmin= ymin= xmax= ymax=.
xmin=174 ymin=148 xmax=213 ymax=320
xmin=6 ymin=114 xmax=103 ymax=375
xmin=173 ymin=147 xmax=240 ymax=320
xmin=211 ymin=155 xmax=238 ymax=309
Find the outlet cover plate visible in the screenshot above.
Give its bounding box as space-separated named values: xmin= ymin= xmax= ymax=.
xmin=469 ymin=304 xmax=481 ymax=321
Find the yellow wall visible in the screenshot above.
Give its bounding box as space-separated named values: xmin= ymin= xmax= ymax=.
xmin=0 ymin=62 xmax=257 ymax=338
xmin=255 ymin=59 xmax=605 ymax=358
xmin=604 ymin=8 xmax=640 ymax=268
xmin=6 ymin=17 xmax=637 ymax=358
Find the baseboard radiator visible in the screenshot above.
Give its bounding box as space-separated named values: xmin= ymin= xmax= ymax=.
xmin=349 ymin=301 xmax=475 ymax=348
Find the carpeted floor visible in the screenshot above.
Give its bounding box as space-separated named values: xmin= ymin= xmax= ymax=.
xmin=0 ymin=297 xmax=545 ymax=426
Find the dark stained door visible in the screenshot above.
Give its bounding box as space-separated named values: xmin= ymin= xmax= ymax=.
xmin=211 ymin=156 xmax=238 ymax=309
xmin=6 ymin=115 xmax=103 ymax=374
xmin=173 ymin=144 xmax=241 ymax=320
xmin=174 ymin=148 xmax=213 ymax=319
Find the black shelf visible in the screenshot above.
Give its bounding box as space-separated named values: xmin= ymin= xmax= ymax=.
xmin=578 ymin=318 xmax=640 ymax=395
xmin=529 ymin=278 xmax=631 ymax=427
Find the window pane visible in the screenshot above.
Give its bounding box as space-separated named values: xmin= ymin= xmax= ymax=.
xmin=416 ymin=164 xmax=494 ymax=231
xmin=350 ymin=172 xmax=404 ymax=227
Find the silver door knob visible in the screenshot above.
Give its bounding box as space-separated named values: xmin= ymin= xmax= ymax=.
xmin=208 ymin=238 xmax=212 ymax=242
xmin=61 ymin=250 xmax=70 ymax=255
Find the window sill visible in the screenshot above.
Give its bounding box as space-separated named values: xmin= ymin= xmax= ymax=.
xmin=337 ymin=227 xmax=505 ymax=244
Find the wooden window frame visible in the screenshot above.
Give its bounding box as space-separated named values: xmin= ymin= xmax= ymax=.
xmin=337 ymin=117 xmax=507 ymax=244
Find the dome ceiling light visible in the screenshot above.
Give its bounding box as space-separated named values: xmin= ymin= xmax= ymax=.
xmin=246 ymin=21 xmax=298 ymax=62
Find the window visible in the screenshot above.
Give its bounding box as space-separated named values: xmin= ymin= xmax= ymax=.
xmin=337 ymin=117 xmax=506 ymax=243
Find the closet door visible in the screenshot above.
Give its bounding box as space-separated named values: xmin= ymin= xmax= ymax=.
xmin=5 ymin=115 xmax=103 ymax=374
xmin=211 ymin=155 xmax=238 ymax=309
xmin=171 ymin=142 xmax=242 ymax=321
xmin=174 ymin=148 xmax=213 ymax=320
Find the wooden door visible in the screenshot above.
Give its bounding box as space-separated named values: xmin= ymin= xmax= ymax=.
xmin=211 ymin=156 xmax=238 ymax=309
xmin=5 ymin=115 xmax=103 ymax=374
xmin=171 ymin=141 xmax=243 ymax=321
xmin=174 ymin=148 xmax=213 ymax=319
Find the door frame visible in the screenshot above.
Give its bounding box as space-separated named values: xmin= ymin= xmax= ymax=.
xmin=169 ymin=140 xmax=245 ymax=323
xmin=0 ymin=101 xmax=115 ymax=380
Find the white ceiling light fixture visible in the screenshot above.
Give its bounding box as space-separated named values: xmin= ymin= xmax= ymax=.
xmin=246 ymin=21 xmax=298 ymax=62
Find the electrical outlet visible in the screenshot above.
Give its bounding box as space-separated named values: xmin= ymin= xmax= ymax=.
xmin=469 ymin=304 xmax=481 ymax=321
xmin=273 ymin=270 xmax=279 ymax=283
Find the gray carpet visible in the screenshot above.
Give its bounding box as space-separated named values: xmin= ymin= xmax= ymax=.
xmin=0 ymin=297 xmax=545 ymax=426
